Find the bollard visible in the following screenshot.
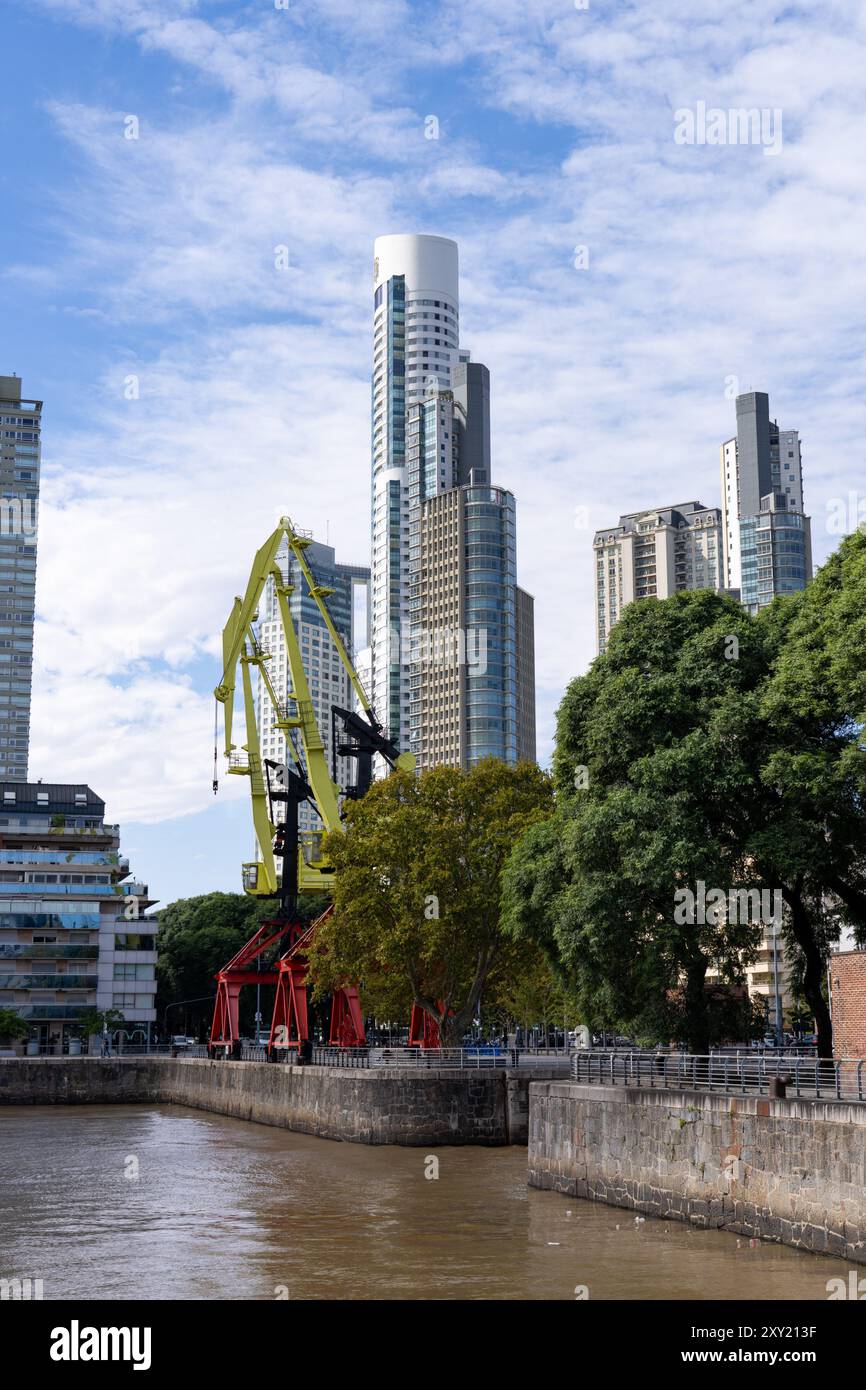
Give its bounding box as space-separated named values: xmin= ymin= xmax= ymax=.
xmin=768 ymin=1074 xmax=791 ymax=1098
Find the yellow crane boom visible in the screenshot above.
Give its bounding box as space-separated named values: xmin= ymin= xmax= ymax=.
xmin=213 ymin=516 xmax=412 ymax=899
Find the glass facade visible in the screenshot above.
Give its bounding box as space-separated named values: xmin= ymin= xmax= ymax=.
xmin=464 ymin=488 xmax=517 ymax=765
xmin=739 ymin=510 xmax=809 ymax=614
xmin=371 ymin=238 xmax=533 ymax=767
xmin=0 ymin=376 xmax=40 ymax=781
xmin=371 ymin=240 xmax=463 ymax=756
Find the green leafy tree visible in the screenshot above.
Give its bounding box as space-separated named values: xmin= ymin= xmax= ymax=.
xmin=504 ymin=590 xmax=766 ymax=1052
xmin=504 ymin=543 xmax=866 ymax=1057
xmin=742 ymin=528 xmax=866 ymax=1052
xmin=0 ymin=1008 xmax=30 ymax=1044
xmin=77 ymin=1007 xmax=126 ymax=1037
xmin=493 ymin=952 xmax=584 ymax=1038
xmin=308 ymin=759 xmax=554 ymax=1045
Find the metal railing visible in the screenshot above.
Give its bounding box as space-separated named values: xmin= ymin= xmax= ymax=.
xmin=0 ymin=943 xmax=99 ymax=959
xmin=4 ymin=1043 xmax=187 ymax=1058
xmin=309 ymin=1046 xmax=573 ymax=1069
xmin=318 ymin=1046 xmax=507 ymax=1069
xmin=207 ymin=1044 xmax=575 ymax=1069
xmin=571 ymin=1050 xmax=866 ymax=1101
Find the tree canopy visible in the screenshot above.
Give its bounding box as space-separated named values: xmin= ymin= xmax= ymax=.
xmin=307 ymin=758 xmax=554 ymax=1044
xmin=503 ymin=531 xmax=866 ymax=1056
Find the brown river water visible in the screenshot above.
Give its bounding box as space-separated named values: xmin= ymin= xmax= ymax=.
xmin=0 ymin=1105 xmax=849 ymax=1301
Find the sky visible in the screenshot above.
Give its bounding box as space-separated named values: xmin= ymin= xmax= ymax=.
xmin=1 ymin=0 xmax=865 ymax=907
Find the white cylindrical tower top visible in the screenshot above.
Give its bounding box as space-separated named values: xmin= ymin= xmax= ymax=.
xmin=373 ymin=234 xmax=458 ymax=303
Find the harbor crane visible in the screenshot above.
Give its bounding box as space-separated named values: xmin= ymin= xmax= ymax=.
xmin=209 ymin=517 xmax=414 ymax=1058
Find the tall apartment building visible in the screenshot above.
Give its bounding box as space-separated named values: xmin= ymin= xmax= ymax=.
xmin=257 ymin=539 xmax=370 ymax=837
xmin=372 ymin=234 xmax=535 ymax=767
xmin=411 ymin=482 xmax=535 ymax=768
xmin=0 ymin=376 xmax=40 ymax=780
xmin=372 ymin=235 xmax=462 ymax=752
xmin=720 ymin=391 xmax=812 ymax=614
xmin=0 ymin=783 xmax=157 ymax=1052
xmin=594 ymin=501 xmax=725 ymax=654
xmin=515 ymin=585 xmax=537 ymax=763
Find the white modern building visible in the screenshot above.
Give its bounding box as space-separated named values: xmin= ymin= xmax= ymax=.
xmin=371 ymin=235 xmax=463 ymax=752
xmin=371 ymin=233 xmax=535 ymax=767
xmin=594 ymin=501 xmax=725 ymax=654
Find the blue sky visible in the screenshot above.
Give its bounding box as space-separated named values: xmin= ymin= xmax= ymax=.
xmin=1 ymin=0 xmax=864 ymax=907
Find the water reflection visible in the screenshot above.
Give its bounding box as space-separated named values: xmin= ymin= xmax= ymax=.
xmin=0 ymin=1106 xmax=846 ymax=1301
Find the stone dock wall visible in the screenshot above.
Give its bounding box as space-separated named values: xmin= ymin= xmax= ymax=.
xmin=0 ymin=1057 xmax=559 ymax=1147
xmin=529 ymin=1081 xmax=866 ymax=1263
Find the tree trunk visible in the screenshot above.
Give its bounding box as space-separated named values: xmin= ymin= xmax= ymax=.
xmin=436 ymin=944 xmax=498 ymax=1047
xmin=684 ymin=958 xmax=709 ymax=1055
xmin=782 ymin=886 xmax=833 ymax=1058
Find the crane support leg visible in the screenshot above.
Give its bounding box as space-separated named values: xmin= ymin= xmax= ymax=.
xmin=329 ymin=987 xmax=365 ymax=1047
xmin=269 ymin=960 xmax=309 ymax=1054
xmin=409 ymin=1003 xmax=442 ymax=1049
xmin=211 ymin=979 xmax=242 ymax=1055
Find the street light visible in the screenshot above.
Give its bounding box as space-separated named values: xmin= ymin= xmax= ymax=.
xmin=163 ymin=996 xmax=215 ymax=1041
xmin=771 ymin=920 xmax=783 ymax=1046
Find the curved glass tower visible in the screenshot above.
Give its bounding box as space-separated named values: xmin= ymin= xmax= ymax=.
xmin=371 ymin=235 xmax=460 ymax=750
xmin=371 ymin=235 xmax=535 ymax=769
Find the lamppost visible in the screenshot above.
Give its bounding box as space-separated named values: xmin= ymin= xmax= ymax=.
xmin=771 ymin=920 xmax=784 ymax=1046
xmin=163 ymin=996 xmax=215 ymax=1041
xmin=255 ymin=953 xmax=262 ymax=1046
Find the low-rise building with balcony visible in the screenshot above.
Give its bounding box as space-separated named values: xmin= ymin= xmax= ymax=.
xmin=0 ymin=782 xmax=157 ymax=1051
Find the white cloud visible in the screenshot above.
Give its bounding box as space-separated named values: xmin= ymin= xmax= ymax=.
xmin=8 ymin=0 xmax=866 ymax=839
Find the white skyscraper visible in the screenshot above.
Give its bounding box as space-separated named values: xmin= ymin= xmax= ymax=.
xmin=371 ymin=235 xmax=461 ymax=750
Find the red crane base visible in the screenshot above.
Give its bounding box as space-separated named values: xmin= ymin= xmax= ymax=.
xmin=211 ymin=970 xmax=280 ymax=1055
xmin=409 ymin=1003 xmax=442 ymax=1049
xmin=269 ymin=963 xmax=365 ymax=1052
xmin=209 ymin=918 xmax=297 ymax=1056
xmin=209 ymin=908 xmax=366 ymax=1058
xmin=328 ymin=986 xmax=365 ymax=1047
